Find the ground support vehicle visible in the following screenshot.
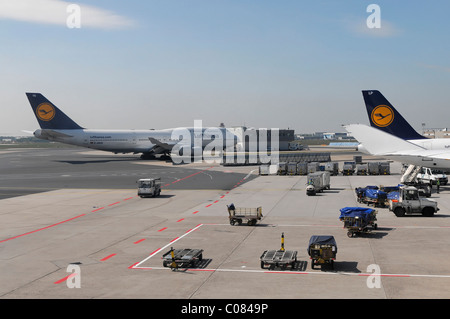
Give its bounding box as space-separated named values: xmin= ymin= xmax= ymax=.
xmin=277 ymin=162 xmax=287 ymax=175
xmin=389 ymin=186 xmax=439 ymax=217
xmin=356 ymin=163 xmax=368 ymax=175
xmin=342 ymin=161 xmax=355 ymax=175
xmin=260 ymin=250 xmax=298 ymax=270
xmin=162 ymin=248 xmax=204 ymax=270
xmin=355 ymin=186 xmax=387 ymax=207
xmin=306 ymin=171 xmax=330 ymax=196
xmin=227 ymin=204 xmax=263 ymax=225
xmin=308 ymin=235 xmax=337 ymax=270
xmin=339 ymin=207 xmax=377 ymax=238
xmin=379 ymin=162 xmax=390 ymax=175
xmin=416 ymin=167 xmax=448 ymax=186
xmin=137 ymin=178 xmax=161 ymax=198
xmin=287 ymin=162 xmax=298 ymax=175
xmin=324 ymin=162 xmax=339 ymax=176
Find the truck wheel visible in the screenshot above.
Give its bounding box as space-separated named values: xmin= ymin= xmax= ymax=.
xmin=394 ymin=207 xmax=405 ymax=217
xmin=422 ymin=207 xmax=435 ymax=217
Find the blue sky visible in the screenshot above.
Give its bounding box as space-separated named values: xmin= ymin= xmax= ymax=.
xmin=1 ymin=0 xmax=449 ymax=135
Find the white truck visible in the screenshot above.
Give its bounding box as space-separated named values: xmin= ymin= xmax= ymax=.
xmin=306 ymin=171 xmax=330 ymax=196
xmin=388 ymin=186 xmax=439 ymax=217
xmin=137 ymin=178 xmax=161 ymax=198
xmin=416 ymin=167 xmax=448 ymax=186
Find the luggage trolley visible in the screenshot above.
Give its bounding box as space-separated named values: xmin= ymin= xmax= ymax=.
xmin=339 ymin=207 xmax=378 ymax=238
xmin=162 ymin=247 xmax=204 ymax=270
xmin=260 ymin=233 xmax=297 ymax=270
xmin=227 ymin=204 xmax=263 ymax=226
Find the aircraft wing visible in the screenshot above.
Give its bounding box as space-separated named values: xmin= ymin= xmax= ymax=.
xmin=344 ymin=124 xmax=450 ymax=167
xmin=148 ymin=137 xmax=175 ymax=151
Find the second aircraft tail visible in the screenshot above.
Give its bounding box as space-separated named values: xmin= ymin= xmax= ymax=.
xmin=362 ymin=90 xmax=424 ymax=140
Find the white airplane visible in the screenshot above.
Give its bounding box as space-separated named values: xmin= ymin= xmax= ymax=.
xmin=359 ymin=90 xmax=450 ymax=152
xmin=26 ymin=93 xmax=237 ymax=159
xmin=344 ymin=123 xmax=450 ymax=169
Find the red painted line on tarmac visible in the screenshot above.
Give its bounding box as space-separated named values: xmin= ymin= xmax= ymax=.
xmin=134 ymin=239 xmax=146 ymax=244
xmin=192 ymin=211 xmax=199 ymax=214
xmin=205 ymin=204 xmax=212 ymax=207
xmin=214 ymin=200 xmax=219 ymax=203
xmin=177 ymin=218 xmax=185 ymax=222
xmin=101 ymin=254 xmax=116 ymax=261
xmin=124 ymin=197 xmax=134 ymax=201
xmin=91 ymin=207 xmax=105 ymax=212
xmin=158 ymin=227 xmax=167 ymax=232
xmin=128 ymin=262 xmax=140 ymax=269
xmin=108 ymin=202 xmax=120 ymax=206
xmin=54 ymin=273 xmax=77 ymax=284
xmin=0 ymin=214 xmax=86 ymax=244
xmin=170 ymin=237 xmax=180 ymax=243
xmin=220 ymin=195 xmax=225 ymax=198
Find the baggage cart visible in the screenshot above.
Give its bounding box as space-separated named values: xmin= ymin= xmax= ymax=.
xmin=339 ymin=207 xmax=378 ymax=237
xmin=227 ymin=204 xmax=263 ymax=226
xmin=162 ymin=248 xmax=204 ymax=270
xmin=308 ymin=235 xmax=337 ymax=269
xmin=260 ymin=250 xmax=297 ymax=270
xmin=260 ymin=233 xmax=297 ymax=270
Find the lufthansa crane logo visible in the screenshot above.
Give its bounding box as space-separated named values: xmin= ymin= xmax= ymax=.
xmin=36 ymin=103 xmax=55 ymax=121
xmin=371 ymin=105 xmax=394 ymax=127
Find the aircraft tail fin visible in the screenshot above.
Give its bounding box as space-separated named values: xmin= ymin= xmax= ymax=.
xmin=26 ymin=93 xmax=83 ymax=130
xmin=362 ymin=90 xmax=424 ymax=140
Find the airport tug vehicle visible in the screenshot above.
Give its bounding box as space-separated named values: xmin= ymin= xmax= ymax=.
xmin=227 ymin=204 xmax=263 ymax=226
xmin=162 ymin=247 xmax=204 ymax=271
xmin=308 ymin=235 xmax=337 ymax=270
xmin=260 ymin=233 xmax=298 ymax=270
xmin=137 ymin=178 xmax=161 ymax=198
xmin=388 ymin=186 xmax=439 ymax=217
xmin=339 ymin=207 xmax=378 ymax=238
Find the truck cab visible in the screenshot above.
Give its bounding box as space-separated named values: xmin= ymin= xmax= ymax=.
xmin=389 ymin=186 xmax=438 ymax=217
xmin=137 ymin=178 xmax=161 ymax=198
xmin=416 ymin=167 xmax=448 ymax=186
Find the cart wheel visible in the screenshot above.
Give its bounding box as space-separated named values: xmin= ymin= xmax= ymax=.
xmin=260 ymin=261 xmax=265 ymax=269
xmin=347 ymin=231 xmax=353 ymax=238
xmin=237 ymin=219 xmax=242 ymax=225
xmin=230 ymin=219 xmax=235 ymax=226
xmin=373 ymin=223 xmax=378 ymax=230
xmin=311 ymin=261 xmax=315 ymax=269
xmin=330 ymin=260 xmax=334 ymax=270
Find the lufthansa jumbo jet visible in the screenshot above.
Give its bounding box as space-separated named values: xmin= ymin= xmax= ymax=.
xmin=26 ymin=93 xmax=237 ymax=159
xmin=361 ymin=90 xmax=450 ymax=150
xmin=344 ymin=90 xmax=450 ymax=169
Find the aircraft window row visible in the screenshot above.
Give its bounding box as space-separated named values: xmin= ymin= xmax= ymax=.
xmin=90 ymin=139 xmax=128 ymax=142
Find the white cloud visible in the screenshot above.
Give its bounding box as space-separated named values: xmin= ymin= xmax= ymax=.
xmin=346 ymin=18 xmax=402 ymax=38
xmin=0 ymin=0 xmax=136 ymax=29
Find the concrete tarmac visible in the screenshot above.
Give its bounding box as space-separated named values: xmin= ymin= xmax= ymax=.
xmin=1 ymin=148 xmax=450 ymax=304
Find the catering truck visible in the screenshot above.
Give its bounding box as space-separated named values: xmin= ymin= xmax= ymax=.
xmin=306 ymin=171 xmax=330 ymax=196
